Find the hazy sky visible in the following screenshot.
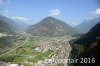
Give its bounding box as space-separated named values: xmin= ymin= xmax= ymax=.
xmin=0 ymin=0 xmax=100 ymax=26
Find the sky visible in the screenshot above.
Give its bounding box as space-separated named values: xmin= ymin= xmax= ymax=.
xmin=0 ymin=0 xmax=100 ymax=26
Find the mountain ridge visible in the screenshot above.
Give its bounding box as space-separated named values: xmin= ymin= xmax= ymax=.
xmin=70 ymin=22 xmax=100 ymax=66
xmin=75 ymin=17 xmax=100 ymax=33
xmin=0 ymin=15 xmax=29 ymax=31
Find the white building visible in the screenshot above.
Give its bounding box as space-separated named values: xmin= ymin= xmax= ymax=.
xmin=35 ymin=47 xmax=43 ymax=52
xmin=9 ymin=64 xmax=18 ymax=66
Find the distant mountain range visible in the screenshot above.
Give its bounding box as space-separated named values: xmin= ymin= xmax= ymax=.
xmin=75 ymin=17 xmax=100 ymax=33
xmin=27 ymin=16 xmax=80 ymax=36
xmin=0 ymin=15 xmax=29 ymax=31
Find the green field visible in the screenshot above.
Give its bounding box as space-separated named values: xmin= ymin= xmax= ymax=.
xmin=0 ymin=36 xmax=52 ymax=66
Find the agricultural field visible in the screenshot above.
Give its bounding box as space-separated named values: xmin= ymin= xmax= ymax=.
xmin=0 ymin=35 xmax=72 ymax=66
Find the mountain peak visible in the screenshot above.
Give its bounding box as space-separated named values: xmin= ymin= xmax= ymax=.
xmin=45 ymin=16 xmax=55 ymax=19
xmin=40 ymin=16 xmax=58 ymax=23
xmin=27 ymin=17 xmax=79 ymax=36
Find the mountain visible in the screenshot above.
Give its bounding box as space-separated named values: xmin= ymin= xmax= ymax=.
xmin=11 ymin=18 xmax=29 ymax=30
xmin=0 ymin=18 xmax=18 ymax=54
xmin=71 ymin=22 xmax=100 ymax=45
xmin=70 ymin=22 xmax=100 ymax=66
xmin=87 ymin=22 xmax=100 ymax=36
xmin=0 ymin=15 xmax=28 ymax=31
xmin=75 ymin=17 xmax=100 ymax=33
xmin=0 ymin=20 xmax=13 ymax=34
xmin=27 ymin=16 xmax=79 ymax=36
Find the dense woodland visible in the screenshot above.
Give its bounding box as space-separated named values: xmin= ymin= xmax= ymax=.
xmin=69 ymin=22 xmax=100 ymax=66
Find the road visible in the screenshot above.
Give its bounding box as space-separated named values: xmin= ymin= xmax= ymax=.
xmin=0 ymin=35 xmax=30 ymax=57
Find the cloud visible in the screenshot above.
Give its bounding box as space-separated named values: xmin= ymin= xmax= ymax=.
xmin=11 ymin=16 xmax=30 ymax=21
xmin=87 ymin=8 xmax=100 ymax=20
xmin=49 ymin=9 xmax=61 ymax=17
xmin=2 ymin=10 xmax=9 ymax=16
xmin=0 ymin=0 xmax=10 ymax=6
xmin=89 ymin=8 xmax=100 ymax=15
xmin=95 ymin=8 xmax=100 ymax=15
xmin=11 ymin=16 xmax=33 ymax=25
xmin=0 ymin=0 xmax=4 ymax=5
xmin=0 ymin=0 xmax=11 ymax=15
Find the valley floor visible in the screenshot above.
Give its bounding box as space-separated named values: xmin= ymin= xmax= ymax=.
xmin=0 ymin=34 xmax=74 ymax=66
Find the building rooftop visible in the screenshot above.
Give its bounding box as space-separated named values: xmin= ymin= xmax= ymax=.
xmin=9 ymin=64 xmax=18 ymax=66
